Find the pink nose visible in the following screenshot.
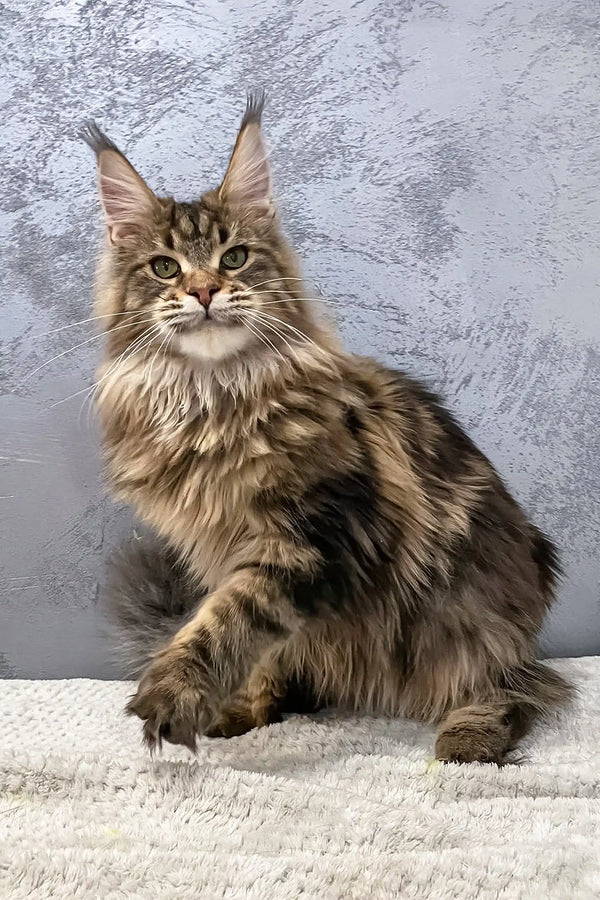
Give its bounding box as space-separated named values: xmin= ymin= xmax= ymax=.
xmin=189 ymin=285 xmax=218 ymax=308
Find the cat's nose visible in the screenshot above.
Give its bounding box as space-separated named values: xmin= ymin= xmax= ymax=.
xmin=189 ymin=285 xmax=219 ymax=308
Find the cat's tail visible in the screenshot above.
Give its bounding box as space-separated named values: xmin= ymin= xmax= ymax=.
xmin=500 ymin=659 xmax=576 ymax=742
xmin=103 ymin=534 xmax=201 ymax=677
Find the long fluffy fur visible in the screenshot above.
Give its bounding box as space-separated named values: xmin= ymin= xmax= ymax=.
xmin=89 ymin=95 xmax=573 ymax=761
xmin=104 ymin=535 xmax=199 ymax=677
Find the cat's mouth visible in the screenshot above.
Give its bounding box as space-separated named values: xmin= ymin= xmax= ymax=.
xmin=167 ymin=311 xmax=235 ymax=334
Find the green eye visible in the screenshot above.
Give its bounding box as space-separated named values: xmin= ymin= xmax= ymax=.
xmin=151 ymin=256 xmax=181 ymax=279
xmin=220 ymin=246 xmax=248 ymax=270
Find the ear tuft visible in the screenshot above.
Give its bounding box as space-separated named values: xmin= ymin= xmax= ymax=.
xmin=240 ymin=90 xmax=266 ymax=129
xmin=219 ymin=92 xmax=273 ymax=217
xmin=83 ymin=123 xmax=159 ymax=243
xmin=81 ymin=121 xmax=121 ymax=156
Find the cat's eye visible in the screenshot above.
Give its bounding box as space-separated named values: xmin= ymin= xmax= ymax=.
xmin=220 ymin=246 xmax=248 ymax=270
xmin=151 ymin=256 xmax=181 ymax=279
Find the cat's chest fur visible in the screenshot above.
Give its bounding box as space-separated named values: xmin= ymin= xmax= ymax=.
xmin=97 ymin=358 xmax=294 ymax=590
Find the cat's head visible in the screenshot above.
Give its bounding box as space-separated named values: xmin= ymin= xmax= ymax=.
xmin=85 ymin=93 xmax=313 ymax=368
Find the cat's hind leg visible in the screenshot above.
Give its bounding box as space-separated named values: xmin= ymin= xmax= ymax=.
xmin=434 ymin=661 xmax=573 ymax=764
xmin=206 ymin=656 xmax=322 ymax=738
xmin=435 ymin=703 xmax=515 ymax=764
xmin=206 ymin=656 xmax=286 ymax=738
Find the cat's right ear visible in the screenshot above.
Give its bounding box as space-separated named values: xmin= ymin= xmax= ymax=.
xmin=82 ymin=123 xmax=159 ymax=243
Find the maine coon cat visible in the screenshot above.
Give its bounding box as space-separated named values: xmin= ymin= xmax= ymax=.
xmin=85 ymin=93 xmax=571 ymax=763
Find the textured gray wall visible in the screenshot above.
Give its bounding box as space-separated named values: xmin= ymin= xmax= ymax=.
xmin=1 ymin=0 xmax=599 ymax=678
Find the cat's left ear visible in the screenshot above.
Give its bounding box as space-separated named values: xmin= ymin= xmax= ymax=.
xmin=218 ymin=92 xmax=273 ymax=217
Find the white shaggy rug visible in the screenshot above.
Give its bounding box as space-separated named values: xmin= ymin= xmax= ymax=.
xmin=1 ymin=658 xmax=598 ymax=900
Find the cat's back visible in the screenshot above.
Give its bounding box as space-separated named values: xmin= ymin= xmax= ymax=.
xmin=346 ymin=352 xmax=556 ymax=601
xmin=345 ymin=353 xmax=543 ymax=560
xmin=345 ymin=353 xmax=492 ymax=484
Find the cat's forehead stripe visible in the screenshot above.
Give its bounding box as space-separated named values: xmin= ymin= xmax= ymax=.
xmin=166 ymin=204 xmax=217 ymax=256
xmin=174 ymin=204 xmax=200 ymax=239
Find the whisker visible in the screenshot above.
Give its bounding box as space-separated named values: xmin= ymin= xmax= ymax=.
xmin=29 ymin=311 xmax=153 ymax=340
xmin=80 ymin=323 xmax=166 ymax=424
xmin=238 ymin=289 xmax=297 ymax=296
xmin=234 ymin=314 xmax=287 ymax=367
xmin=240 ymin=277 xmax=306 ymax=293
xmin=238 ymin=310 xmax=299 ymax=359
xmin=77 ymin=324 xmax=166 ymax=425
xmin=233 ymin=314 xmax=270 ymax=353
xmin=52 ymin=323 xmax=164 ymax=410
xmin=237 ymin=290 xmax=336 ymax=305
xmin=244 ymin=320 xmax=286 ymax=364
xmin=23 ymin=318 xmax=157 ymax=383
xmin=86 ymin=323 xmax=165 ymax=404
xmin=246 ymin=310 xmax=320 ymax=349
xmin=147 ymin=325 xmax=175 ymax=385
xmin=259 ymin=297 xmax=339 ymax=306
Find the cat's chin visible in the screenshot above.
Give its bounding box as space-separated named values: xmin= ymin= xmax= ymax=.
xmin=176 ymin=322 xmax=253 ymax=364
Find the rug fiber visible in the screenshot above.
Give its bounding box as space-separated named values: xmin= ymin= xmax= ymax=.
xmin=1 ymin=658 xmax=598 ymax=899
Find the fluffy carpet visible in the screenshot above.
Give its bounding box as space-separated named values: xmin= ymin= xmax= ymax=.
xmin=1 ymin=658 xmax=598 ymax=899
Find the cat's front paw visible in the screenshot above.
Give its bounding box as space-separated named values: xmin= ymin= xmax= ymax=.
xmin=126 ymin=644 xmax=216 ymax=752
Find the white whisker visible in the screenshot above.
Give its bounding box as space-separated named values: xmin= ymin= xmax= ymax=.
xmin=246 ymin=310 xmax=320 ymax=349
xmin=240 ymin=277 xmax=306 ymax=293
xmin=86 ymin=322 xmax=165 ymax=406
xmin=29 ymin=311 xmax=152 ymax=340
xmin=234 ymin=314 xmax=287 ymax=367
xmin=24 ymin=318 xmax=157 ymax=382
xmin=78 ymin=324 xmax=166 ymax=427
xmin=52 ymin=322 xmax=164 ymax=411
xmin=81 ymin=323 xmax=166 ymax=425
xmin=239 ymin=309 xmax=299 ymax=359
xmin=259 ymin=297 xmax=338 ymax=306
xmin=238 ymin=290 xmax=335 ymax=304
xmin=147 ymin=325 xmax=175 ymax=386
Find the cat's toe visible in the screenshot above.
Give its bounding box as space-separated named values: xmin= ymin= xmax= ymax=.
xmin=126 ymin=646 xmax=213 ymax=752
xmin=435 ymin=706 xmax=512 ymax=765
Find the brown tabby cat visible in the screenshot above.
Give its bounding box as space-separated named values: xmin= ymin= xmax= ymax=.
xmin=84 ymin=93 xmax=571 ymax=763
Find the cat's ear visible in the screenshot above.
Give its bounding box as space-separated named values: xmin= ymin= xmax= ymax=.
xmin=82 ymin=123 xmax=159 ymax=242
xmin=218 ymin=92 xmax=273 ymax=217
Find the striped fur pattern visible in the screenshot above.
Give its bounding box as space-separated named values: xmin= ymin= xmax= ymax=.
xmin=87 ymin=94 xmax=572 ymax=762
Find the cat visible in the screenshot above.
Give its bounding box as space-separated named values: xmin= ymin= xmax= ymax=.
xmin=84 ymin=92 xmax=572 ymax=763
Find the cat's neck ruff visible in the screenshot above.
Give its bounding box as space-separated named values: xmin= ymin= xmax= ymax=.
xmin=97 ymin=335 xmax=340 ymax=439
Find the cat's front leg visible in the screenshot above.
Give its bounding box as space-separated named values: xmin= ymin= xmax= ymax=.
xmin=126 ymin=635 xmax=221 ymax=751
xmin=126 ymin=566 xmax=300 ymax=751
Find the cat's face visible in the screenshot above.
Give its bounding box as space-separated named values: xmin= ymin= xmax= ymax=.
xmin=86 ymin=94 xmax=305 ymax=366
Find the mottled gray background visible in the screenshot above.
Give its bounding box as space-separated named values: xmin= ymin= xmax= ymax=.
xmin=1 ymin=0 xmax=599 ymax=678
